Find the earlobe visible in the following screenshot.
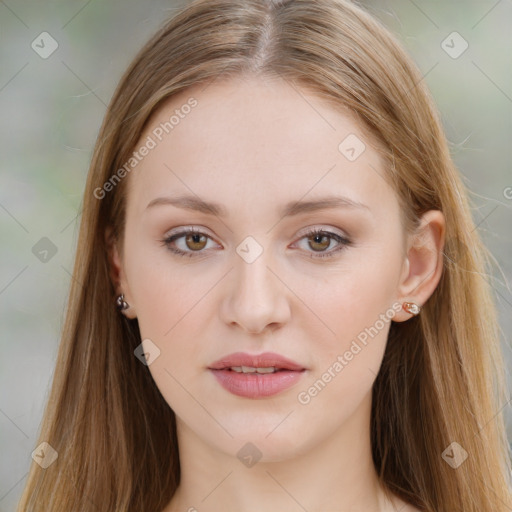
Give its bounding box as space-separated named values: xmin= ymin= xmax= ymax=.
xmin=393 ymin=210 xmax=445 ymax=322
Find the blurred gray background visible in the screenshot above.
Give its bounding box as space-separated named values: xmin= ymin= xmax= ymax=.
xmin=0 ymin=1 xmax=511 ymax=510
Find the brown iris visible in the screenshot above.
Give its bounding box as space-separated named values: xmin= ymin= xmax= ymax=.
xmin=185 ymin=233 xmax=208 ymax=251
xmin=308 ymin=233 xmax=330 ymax=252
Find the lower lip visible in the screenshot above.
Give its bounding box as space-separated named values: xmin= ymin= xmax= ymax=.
xmin=209 ymin=369 xmax=305 ymax=398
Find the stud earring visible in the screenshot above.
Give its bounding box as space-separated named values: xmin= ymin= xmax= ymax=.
xmin=116 ymin=294 xmax=129 ymax=311
xmin=402 ymin=301 xmax=421 ymax=316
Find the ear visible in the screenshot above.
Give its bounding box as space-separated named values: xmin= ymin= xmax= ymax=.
xmin=105 ymin=226 xmax=137 ymax=319
xmin=393 ymin=210 xmax=445 ymax=322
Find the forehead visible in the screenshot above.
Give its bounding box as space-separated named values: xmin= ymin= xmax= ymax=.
xmin=126 ymin=74 xmax=396 ymax=219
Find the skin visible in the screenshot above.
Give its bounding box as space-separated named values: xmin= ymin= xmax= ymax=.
xmin=108 ymin=73 xmax=444 ymax=512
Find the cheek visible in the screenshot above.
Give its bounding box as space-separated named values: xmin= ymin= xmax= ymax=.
xmin=126 ymin=252 xmax=215 ymax=410
xmin=295 ymin=244 xmax=403 ymax=354
xmin=124 ymin=244 xmax=225 ymax=399
xmin=291 ymin=243 xmax=403 ymax=408
xmin=292 ymin=296 xmax=392 ymax=439
xmin=125 ymin=241 xmax=211 ymax=339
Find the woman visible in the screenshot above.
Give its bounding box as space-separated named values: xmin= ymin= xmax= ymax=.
xmin=17 ymin=0 xmax=512 ymax=510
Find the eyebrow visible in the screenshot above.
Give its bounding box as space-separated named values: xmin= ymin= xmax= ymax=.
xmin=145 ymin=194 xmax=370 ymax=218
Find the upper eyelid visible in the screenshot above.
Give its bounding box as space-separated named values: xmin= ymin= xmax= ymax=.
xmin=165 ymin=226 xmax=220 ymax=245
xmin=165 ymin=224 xmax=349 ymax=241
xmin=295 ymin=225 xmax=349 ymax=240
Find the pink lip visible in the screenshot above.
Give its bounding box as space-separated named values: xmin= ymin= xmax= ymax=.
xmin=208 ymin=351 xmax=306 ymax=399
xmin=208 ymin=351 xmax=306 ymax=371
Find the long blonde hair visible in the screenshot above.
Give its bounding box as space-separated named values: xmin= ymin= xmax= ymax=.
xmin=17 ymin=0 xmax=512 ymax=510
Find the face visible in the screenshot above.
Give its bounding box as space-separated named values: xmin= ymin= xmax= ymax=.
xmin=113 ymin=74 xmax=411 ymax=461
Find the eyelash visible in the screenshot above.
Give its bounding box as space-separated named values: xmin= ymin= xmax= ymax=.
xmin=160 ymin=227 xmax=352 ymax=259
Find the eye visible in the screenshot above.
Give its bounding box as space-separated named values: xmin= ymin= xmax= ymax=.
xmin=160 ymin=227 xmax=219 ymax=258
xmin=160 ymin=226 xmax=352 ymax=259
xmin=293 ymin=228 xmax=352 ymax=259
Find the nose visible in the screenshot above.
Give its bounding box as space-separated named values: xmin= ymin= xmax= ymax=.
xmin=219 ymin=249 xmax=291 ymax=335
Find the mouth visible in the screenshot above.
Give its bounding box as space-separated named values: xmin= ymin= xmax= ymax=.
xmin=208 ymin=352 xmax=307 ymax=399
xmin=223 ymin=366 xmax=291 ymax=374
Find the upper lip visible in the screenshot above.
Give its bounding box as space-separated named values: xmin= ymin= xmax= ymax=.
xmin=208 ymin=352 xmax=306 ymax=371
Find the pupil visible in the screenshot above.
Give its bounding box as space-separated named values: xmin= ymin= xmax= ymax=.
xmin=311 ymin=234 xmax=328 ymax=250
xmin=186 ymin=233 xmax=205 ymax=251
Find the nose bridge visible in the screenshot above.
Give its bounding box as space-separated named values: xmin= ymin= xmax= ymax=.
xmin=223 ymin=236 xmax=290 ymax=332
xmin=235 ymin=242 xmax=277 ymax=305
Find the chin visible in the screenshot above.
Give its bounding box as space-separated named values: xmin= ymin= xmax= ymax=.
xmin=208 ymin=412 xmax=319 ymax=462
